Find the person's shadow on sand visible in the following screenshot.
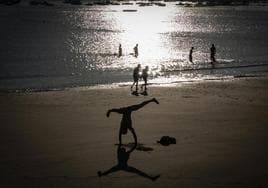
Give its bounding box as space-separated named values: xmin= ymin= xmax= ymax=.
xmin=97 ymin=144 xmax=160 ymax=181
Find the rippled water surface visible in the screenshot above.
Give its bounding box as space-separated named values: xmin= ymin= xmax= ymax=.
xmin=0 ymin=3 xmax=268 ymax=90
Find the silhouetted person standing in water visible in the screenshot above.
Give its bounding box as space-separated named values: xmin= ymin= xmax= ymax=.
xmin=210 ymin=44 xmax=216 ymax=64
xmin=131 ymin=64 xmax=141 ymax=94
xmin=189 ymin=47 xmax=194 ymax=63
xmin=141 ymin=66 xmax=149 ymax=93
xmin=118 ymin=44 xmax=122 ymax=57
xmin=98 ymin=144 xmax=160 ymax=181
xmin=134 ymin=44 xmax=139 ymax=57
xmin=106 ymin=98 xmax=159 ymax=145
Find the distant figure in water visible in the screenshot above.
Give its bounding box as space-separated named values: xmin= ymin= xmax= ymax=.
xmin=131 ymin=64 xmax=141 ymax=94
xmin=133 ymin=44 xmax=139 ymax=57
xmin=189 ymin=47 xmax=194 ymax=63
xmin=210 ymin=44 xmax=216 ymax=64
xmin=141 ymin=66 xmax=149 ymax=93
xmin=106 ymin=98 xmax=159 ymax=145
xmin=98 ymin=144 xmax=160 ymax=181
xmin=118 ymin=44 xmax=122 ymax=57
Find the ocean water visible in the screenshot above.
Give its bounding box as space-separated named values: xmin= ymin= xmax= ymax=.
xmin=0 ymin=3 xmax=268 ymax=91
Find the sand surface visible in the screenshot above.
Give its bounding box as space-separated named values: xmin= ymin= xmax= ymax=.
xmin=0 ymin=78 xmax=268 ymax=188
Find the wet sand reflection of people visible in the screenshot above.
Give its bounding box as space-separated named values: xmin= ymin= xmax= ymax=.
xmin=97 ymin=144 xmax=160 ymax=181
xmin=106 ymin=98 xmax=159 ymax=145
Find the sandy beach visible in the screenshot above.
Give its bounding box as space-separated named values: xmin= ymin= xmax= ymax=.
xmin=0 ymin=77 xmax=268 ymax=188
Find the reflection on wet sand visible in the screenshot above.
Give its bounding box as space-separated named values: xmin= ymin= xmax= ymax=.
xmin=98 ymin=143 xmax=160 ymax=181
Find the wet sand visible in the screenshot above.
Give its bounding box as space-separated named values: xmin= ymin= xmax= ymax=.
xmin=0 ymin=78 xmax=268 ymax=188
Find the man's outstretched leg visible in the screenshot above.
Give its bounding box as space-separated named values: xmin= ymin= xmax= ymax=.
xmin=98 ymin=165 xmax=120 ymax=177
xmin=128 ymin=98 xmax=159 ymax=112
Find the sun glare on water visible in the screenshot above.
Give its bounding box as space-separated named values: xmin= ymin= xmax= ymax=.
xmin=112 ymin=5 xmax=176 ymax=66
xmin=73 ymin=4 xmax=208 ymax=84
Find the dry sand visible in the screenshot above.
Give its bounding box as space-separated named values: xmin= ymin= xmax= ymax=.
xmin=0 ymin=78 xmax=268 ymax=188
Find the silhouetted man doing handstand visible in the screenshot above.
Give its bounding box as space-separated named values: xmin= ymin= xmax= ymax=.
xmin=106 ymin=98 xmax=159 ymax=145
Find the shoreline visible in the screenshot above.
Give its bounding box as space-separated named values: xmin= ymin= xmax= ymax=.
xmin=1 ymin=74 xmax=267 ymax=94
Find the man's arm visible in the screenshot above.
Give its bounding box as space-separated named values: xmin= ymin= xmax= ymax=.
xmin=106 ymin=108 xmax=125 ymax=117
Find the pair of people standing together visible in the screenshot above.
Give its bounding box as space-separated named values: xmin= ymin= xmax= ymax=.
xmin=131 ymin=64 xmax=149 ymax=95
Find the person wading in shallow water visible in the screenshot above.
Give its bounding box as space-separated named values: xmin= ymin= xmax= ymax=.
xmin=210 ymin=44 xmax=216 ymax=65
xmin=118 ymin=44 xmax=122 ymax=57
xmin=106 ymin=98 xmax=159 ymax=145
xmin=133 ymin=44 xmax=139 ymax=57
xmin=189 ymin=47 xmax=194 ymax=63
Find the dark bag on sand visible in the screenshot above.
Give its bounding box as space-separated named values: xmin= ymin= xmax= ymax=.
xmin=157 ymin=136 xmax=176 ymax=146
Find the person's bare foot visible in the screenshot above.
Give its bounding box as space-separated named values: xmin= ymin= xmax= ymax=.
xmin=152 ymin=98 xmax=159 ymax=104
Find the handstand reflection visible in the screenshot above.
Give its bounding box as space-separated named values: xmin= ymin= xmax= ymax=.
xmin=98 ymin=144 xmax=160 ymax=181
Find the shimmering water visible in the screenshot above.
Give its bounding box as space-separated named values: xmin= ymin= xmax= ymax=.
xmin=0 ymin=3 xmax=268 ymax=91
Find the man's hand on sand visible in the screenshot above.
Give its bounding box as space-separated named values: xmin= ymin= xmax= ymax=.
xmin=106 ymin=110 xmax=111 ymax=117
